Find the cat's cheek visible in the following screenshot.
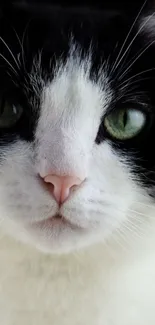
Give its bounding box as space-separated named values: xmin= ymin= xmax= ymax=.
xmin=0 ymin=139 xmax=150 ymax=253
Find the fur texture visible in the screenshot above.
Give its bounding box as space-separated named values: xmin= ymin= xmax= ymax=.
xmin=0 ymin=1 xmax=155 ymax=324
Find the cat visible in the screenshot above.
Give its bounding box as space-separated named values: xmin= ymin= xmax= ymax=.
xmin=0 ymin=0 xmax=155 ymax=324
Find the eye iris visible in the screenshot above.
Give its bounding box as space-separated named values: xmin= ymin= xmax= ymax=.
xmin=0 ymin=97 xmax=22 ymax=128
xmin=104 ymin=108 xmax=146 ymax=140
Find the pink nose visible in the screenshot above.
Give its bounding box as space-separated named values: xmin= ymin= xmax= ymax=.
xmin=43 ymin=174 xmax=84 ymax=204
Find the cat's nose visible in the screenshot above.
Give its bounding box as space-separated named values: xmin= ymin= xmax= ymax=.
xmin=43 ymin=174 xmax=84 ymax=204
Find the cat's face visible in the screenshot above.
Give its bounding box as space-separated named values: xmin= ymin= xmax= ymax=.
xmin=0 ymin=0 xmax=154 ymax=253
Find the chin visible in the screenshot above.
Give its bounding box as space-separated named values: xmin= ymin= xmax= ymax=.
xmin=8 ymin=214 xmax=105 ymax=254
xmin=27 ymin=229 xmax=96 ymax=255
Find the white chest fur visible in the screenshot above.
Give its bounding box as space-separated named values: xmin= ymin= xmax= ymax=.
xmin=0 ymin=234 xmax=155 ymax=325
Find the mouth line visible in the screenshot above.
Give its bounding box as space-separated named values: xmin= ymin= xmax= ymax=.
xmin=32 ymin=214 xmax=82 ymax=230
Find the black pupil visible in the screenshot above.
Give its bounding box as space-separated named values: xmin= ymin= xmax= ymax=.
xmin=123 ymin=111 xmax=128 ymax=127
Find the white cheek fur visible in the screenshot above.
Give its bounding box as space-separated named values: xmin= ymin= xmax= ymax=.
xmin=0 ymin=137 xmax=148 ymax=254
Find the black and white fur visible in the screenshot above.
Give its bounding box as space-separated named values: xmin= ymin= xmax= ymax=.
xmin=0 ymin=1 xmax=155 ymax=324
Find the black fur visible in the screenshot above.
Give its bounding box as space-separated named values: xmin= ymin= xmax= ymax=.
xmin=0 ymin=1 xmax=155 ymax=186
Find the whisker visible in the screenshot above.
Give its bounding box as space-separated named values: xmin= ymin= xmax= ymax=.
xmin=110 ymin=205 xmax=155 ymax=220
xmin=113 ymin=12 xmax=155 ymax=74
xmin=126 ymin=214 xmax=150 ymax=227
xmin=0 ymin=36 xmax=20 ymax=70
xmin=128 ymin=208 xmax=155 ymax=218
xmin=11 ymin=26 xmax=23 ymax=52
xmin=111 ymin=0 xmax=147 ymax=74
xmin=118 ymin=67 xmax=155 ymax=88
xmin=108 ymin=232 xmax=130 ymax=253
xmin=0 ymin=53 xmax=18 ymax=75
xmin=116 ymin=39 xmax=154 ymax=81
xmin=12 ymin=28 xmax=26 ymax=71
xmin=122 ymin=222 xmax=145 ymax=238
xmin=118 ymin=40 xmax=155 ymax=81
xmin=6 ymin=71 xmax=18 ymax=86
xmin=116 ymin=89 xmax=147 ymax=101
xmin=114 ymin=227 xmax=135 ymax=247
xmin=102 ymin=217 xmax=132 ymax=250
xmin=21 ymin=19 xmax=31 ymax=63
xmin=118 ymin=77 xmax=150 ymax=94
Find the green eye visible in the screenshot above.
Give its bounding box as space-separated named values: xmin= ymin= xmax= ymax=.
xmin=104 ymin=108 xmax=146 ymax=140
xmin=0 ymin=98 xmax=23 ymax=128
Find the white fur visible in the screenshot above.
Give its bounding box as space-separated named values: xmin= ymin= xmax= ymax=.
xmin=0 ymin=226 xmax=155 ymax=325
xmin=0 ymin=46 xmax=155 ymax=324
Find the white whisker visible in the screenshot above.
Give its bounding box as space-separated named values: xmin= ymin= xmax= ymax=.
xmin=0 ymin=53 xmax=18 ymax=75
xmin=118 ymin=40 xmax=155 ymax=80
xmin=0 ymin=36 xmax=20 ymax=70
xmin=129 ymin=208 xmax=154 ymax=219
xmin=6 ymin=26 xmax=27 ymax=73
xmin=111 ymin=0 xmax=147 ymax=74
xmin=114 ymin=227 xmax=134 ymax=247
xmin=113 ymin=12 xmax=155 ymax=74
xmin=118 ymin=67 xmax=155 ymax=88
xmin=122 ymin=222 xmax=145 ymax=238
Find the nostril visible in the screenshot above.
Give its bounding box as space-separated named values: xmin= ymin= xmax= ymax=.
xmin=41 ymin=174 xmax=85 ymax=204
xmin=39 ymin=175 xmax=54 ymax=194
xmin=45 ymin=182 xmax=54 ymax=194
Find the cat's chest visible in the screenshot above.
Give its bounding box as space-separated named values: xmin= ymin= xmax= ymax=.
xmin=0 ymin=239 xmax=106 ymax=325
xmin=0 ymin=236 xmax=155 ymax=325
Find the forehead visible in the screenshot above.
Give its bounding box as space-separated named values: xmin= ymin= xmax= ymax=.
xmin=0 ymin=2 xmax=151 ymax=99
xmin=0 ymin=1 xmax=155 ymax=113
xmin=0 ymin=2 xmax=139 ymax=68
xmin=38 ymin=48 xmax=110 ymax=133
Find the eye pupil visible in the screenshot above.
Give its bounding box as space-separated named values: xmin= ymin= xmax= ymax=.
xmin=123 ymin=111 xmax=127 ymax=128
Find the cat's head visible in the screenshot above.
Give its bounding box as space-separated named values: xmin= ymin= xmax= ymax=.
xmin=0 ymin=0 xmax=154 ymax=253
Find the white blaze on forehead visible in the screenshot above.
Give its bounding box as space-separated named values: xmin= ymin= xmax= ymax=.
xmin=35 ymin=47 xmax=112 ymax=177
